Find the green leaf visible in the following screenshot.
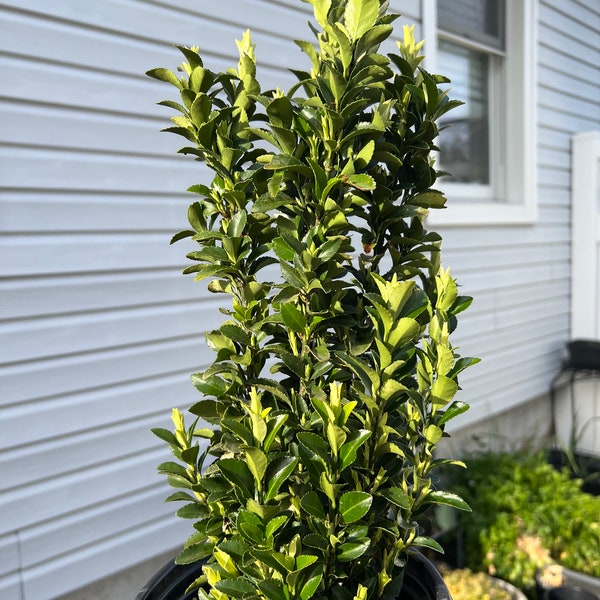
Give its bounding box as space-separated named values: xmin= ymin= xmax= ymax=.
xmin=306 ymin=0 xmax=332 ymax=29
xmin=228 ymin=210 xmax=247 ymax=238
xmin=252 ymin=193 xmax=291 ymax=213
xmin=258 ymin=580 xmax=288 ymax=600
xmin=214 ymin=577 xmax=256 ymax=598
xmin=337 ymin=540 xmax=370 ymax=561
xmin=301 ymin=491 xmax=327 ymax=520
xmin=263 ymin=414 xmax=288 ymax=453
xmin=252 ymin=549 xmax=294 ymax=575
xmin=267 ymin=96 xmax=293 ymax=129
xmin=280 ymin=303 xmax=307 ymax=333
xmin=425 ymin=491 xmax=471 ymax=512
xmin=303 ymin=533 xmax=328 ymax=550
xmin=339 ymin=491 xmax=372 ymax=524
xmin=246 ymin=447 xmax=268 ymax=488
xmin=176 ymin=502 xmax=205 ymax=519
xmin=410 ymin=191 xmax=446 ymax=208
xmin=344 ymin=0 xmax=379 ymax=40
xmin=281 ymin=262 xmax=308 ymax=288
xmin=300 ymin=572 xmax=323 ymax=600
xmin=271 ymin=237 xmax=297 ymax=262
xmin=265 ymin=456 xmax=299 ymax=501
xmin=152 ymin=427 xmax=178 ymax=445
xmin=431 ymin=376 xmax=459 ymax=406
xmin=175 ymin=541 xmax=214 ymax=564
xmin=413 ymin=536 xmax=444 ymax=553
xmin=218 ymin=459 xmax=254 ymax=499
xmin=158 ymin=461 xmax=191 ymax=479
xmin=339 ymin=429 xmax=371 ymax=471
xmin=437 ymin=401 xmax=470 ymax=426
xmin=237 ymin=509 xmax=266 ymax=544
xmin=191 ymin=374 xmax=229 ymax=397
xmin=221 ymin=323 xmax=251 ymax=345
xmin=265 ymin=154 xmax=311 ymax=176
xmin=265 ymin=514 xmax=290 ymax=539
xmin=346 ymin=173 xmax=376 ymax=191
xmin=146 ymin=67 xmax=183 ymax=89
xmin=378 ymin=487 xmax=411 ymax=509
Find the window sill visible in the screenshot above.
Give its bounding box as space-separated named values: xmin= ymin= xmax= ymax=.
xmin=426 ymin=200 xmax=537 ymax=227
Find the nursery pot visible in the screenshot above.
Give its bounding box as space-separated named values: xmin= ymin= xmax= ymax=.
xmin=136 ymin=551 xmax=451 ymax=600
xmin=546 ymin=586 xmax=599 ymax=600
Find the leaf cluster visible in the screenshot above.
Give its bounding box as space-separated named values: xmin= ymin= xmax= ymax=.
xmin=148 ymin=1 xmax=476 ymax=599
xmin=447 ymin=451 xmax=600 ymax=598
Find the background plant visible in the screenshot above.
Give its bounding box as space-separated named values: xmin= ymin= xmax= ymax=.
xmin=148 ymin=1 xmax=477 ymax=599
xmin=448 ymin=451 xmax=600 ymax=598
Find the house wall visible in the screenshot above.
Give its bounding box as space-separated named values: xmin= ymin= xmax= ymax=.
xmin=0 ymin=1 xmax=598 ymax=599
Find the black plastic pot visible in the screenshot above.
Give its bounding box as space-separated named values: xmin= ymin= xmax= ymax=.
xmin=136 ymin=551 xmax=451 ymax=600
xmin=546 ymin=586 xmax=599 ymax=600
xmin=566 ymin=340 xmax=600 ymax=372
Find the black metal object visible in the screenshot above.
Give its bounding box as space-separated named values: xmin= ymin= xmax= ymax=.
xmin=567 ymin=340 xmax=600 ymax=372
xmin=135 ymin=551 xmax=452 ymax=600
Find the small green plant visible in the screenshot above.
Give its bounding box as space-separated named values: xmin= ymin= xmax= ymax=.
xmin=448 ymin=451 xmax=600 ymax=598
xmin=441 ymin=568 xmax=514 ymax=600
xmin=148 ymin=1 xmax=477 ymax=599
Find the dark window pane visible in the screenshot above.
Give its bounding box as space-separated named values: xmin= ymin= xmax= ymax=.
xmin=438 ymin=0 xmax=504 ymax=50
xmin=437 ymin=40 xmax=490 ymax=184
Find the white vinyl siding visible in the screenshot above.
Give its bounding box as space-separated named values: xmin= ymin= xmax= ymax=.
xmin=0 ymin=1 xmax=598 ymax=599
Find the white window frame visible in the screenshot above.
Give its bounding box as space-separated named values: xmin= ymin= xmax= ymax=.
xmin=422 ymin=0 xmax=538 ymax=226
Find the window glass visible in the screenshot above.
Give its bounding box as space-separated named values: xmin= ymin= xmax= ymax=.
xmin=437 ymin=40 xmax=490 ymax=185
xmin=437 ymin=0 xmax=505 ymax=50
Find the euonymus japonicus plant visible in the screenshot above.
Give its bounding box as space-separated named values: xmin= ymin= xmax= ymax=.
xmin=148 ymin=1 xmax=478 ymax=599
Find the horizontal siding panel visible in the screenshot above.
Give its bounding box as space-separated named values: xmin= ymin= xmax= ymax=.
xmin=0 ymin=301 xmax=219 ymax=364
xmin=538 ymin=86 xmax=600 ymax=123
xmin=538 ymin=41 xmax=600 ymax=87
xmin=0 ymin=574 xmax=21 ymax=600
xmin=21 ymin=516 xmax=189 ymax=600
xmin=538 ymin=105 xmax=599 ymax=135
xmin=441 ymin=222 xmax=570 ymax=248
xmin=0 ymin=0 xmax=308 ymax=70
xmin=0 ymin=375 xmax=197 ymax=450
xmin=538 ymin=146 xmax=570 ymax=169
xmin=1 ymin=416 xmax=166 ymax=490
xmin=0 ymin=234 xmax=191 ymax=276
xmin=450 ymin=260 xmax=568 ymax=295
xmin=0 ymin=147 xmax=202 ymax=193
xmin=0 ymin=8 xmax=180 ymax=78
xmin=538 ymin=125 xmax=573 ymax=151
xmin=0 ymin=534 xmax=20 ymax=578
xmin=0 ymin=193 xmax=189 ymax=233
xmin=19 ymin=487 xmax=179 ymax=567
xmin=445 ymin=242 xmax=566 ymax=273
xmin=0 ymin=272 xmax=198 ymax=321
xmin=538 ymin=164 xmax=571 ymax=188
xmin=456 ymin=292 xmax=567 ymax=341
xmin=537 ymin=63 xmax=599 ymax=102
xmin=0 ymin=101 xmax=181 ymax=157
xmin=0 ymin=337 xmax=206 ymax=407
xmin=539 ymin=2 xmax=600 ymax=53
xmin=0 ymin=449 xmax=171 ymax=535
xmin=1 ymin=54 xmax=166 ymax=117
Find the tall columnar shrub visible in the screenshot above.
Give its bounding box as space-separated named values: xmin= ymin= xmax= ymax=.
xmin=148 ymin=1 xmax=477 ymax=599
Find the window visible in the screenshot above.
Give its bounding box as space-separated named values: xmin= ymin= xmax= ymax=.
xmin=422 ymin=0 xmax=537 ymax=226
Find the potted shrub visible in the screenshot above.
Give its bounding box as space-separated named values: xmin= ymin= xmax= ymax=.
xmin=445 ymin=451 xmax=600 ymax=599
xmin=140 ymin=0 xmax=478 ymax=598
xmin=440 ymin=567 xmax=527 ymax=600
